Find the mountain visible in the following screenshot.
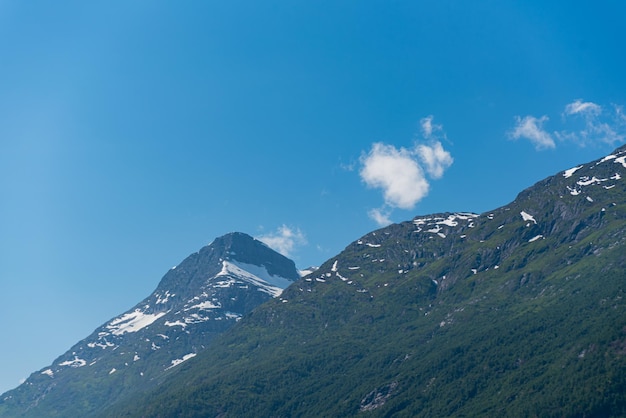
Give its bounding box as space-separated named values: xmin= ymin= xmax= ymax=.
xmin=104 ymin=145 xmax=626 ymax=417
xmin=0 ymin=232 xmax=299 ymax=418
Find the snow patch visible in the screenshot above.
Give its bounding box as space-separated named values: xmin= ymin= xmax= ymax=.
xmin=186 ymin=300 xmax=220 ymax=310
xmin=567 ymin=186 xmax=581 ymax=196
xmin=520 ymin=211 xmax=537 ymax=224
xmin=414 ymin=213 xmax=479 ymax=233
xmin=298 ymin=267 xmax=318 ymax=277
xmin=106 ymin=309 xmax=168 ymax=336
xmin=87 ymin=341 xmax=116 ymax=350
xmin=59 ymin=356 xmax=87 ymax=368
xmin=426 ymin=225 xmax=441 ymax=234
xmin=217 ymin=260 xmax=293 ymax=297
xmin=156 ymin=290 xmax=175 ymax=304
xmin=165 ymin=353 xmax=197 ymax=371
xmin=577 ymin=176 xmax=605 ymax=186
xmin=563 ymin=165 xmax=583 ymax=178
xmin=183 ymin=312 xmax=212 ymax=324
xmin=164 ymin=320 xmax=187 ymax=328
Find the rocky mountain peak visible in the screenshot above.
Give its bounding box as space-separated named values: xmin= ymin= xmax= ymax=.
xmin=156 ymin=232 xmax=299 ymax=294
xmin=0 ymin=232 xmax=299 ymax=418
xmin=209 ymin=232 xmax=300 ymax=280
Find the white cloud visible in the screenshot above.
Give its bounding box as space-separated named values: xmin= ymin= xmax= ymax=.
xmin=558 ymin=100 xmax=626 ymax=146
xmin=416 ymin=141 xmax=453 ymax=179
xmin=420 ymin=115 xmax=442 ymax=138
xmin=421 ymin=117 xmax=433 ymax=137
xmin=257 ymin=225 xmax=306 ymax=258
xmin=564 ymin=99 xmax=602 ymax=116
xmin=368 ymin=208 xmax=393 ymax=227
xmin=359 ymin=117 xmax=453 ymax=224
xmin=359 ymin=141 xmax=453 ymax=212
xmin=511 ymin=100 xmax=626 ymax=150
xmin=616 ymin=105 xmax=626 ymax=123
xmin=360 ymin=142 xmax=430 ymax=210
xmin=509 ymin=115 xmax=555 ymax=150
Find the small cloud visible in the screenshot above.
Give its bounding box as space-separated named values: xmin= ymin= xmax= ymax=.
xmin=339 ymin=161 xmax=356 ymax=172
xmin=359 ymin=142 xmax=430 ymax=210
xmin=558 ymin=100 xmax=626 ymax=146
xmin=510 ymin=100 xmax=626 ymax=150
xmin=616 ymin=105 xmax=626 ymax=123
xmin=508 ymin=115 xmax=555 ymax=150
xmin=564 ymin=99 xmax=602 ymax=117
xmin=359 ymin=120 xmax=453 ymax=225
xmin=416 ymin=141 xmax=453 ymax=179
xmin=420 ymin=115 xmax=443 ymax=138
xmin=257 ymin=225 xmax=307 ymax=258
xmin=368 ymin=207 xmax=393 ymax=227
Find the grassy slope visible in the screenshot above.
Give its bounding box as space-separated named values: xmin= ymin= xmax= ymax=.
xmin=106 ymin=202 xmax=626 ymax=416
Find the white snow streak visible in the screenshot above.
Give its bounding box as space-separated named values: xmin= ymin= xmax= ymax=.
xmin=164 ymin=320 xmax=187 ymax=328
xmin=520 ymin=211 xmax=537 ymax=224
xmin=59 ymin=356 xmax=87 ymax=368
xmin=185 ymin=301 xmax=220 ymax=311
xmin=106 ymin=310 xmax=168 ymax=336
xmin=165 ymin=353 xmax=197 ymax=371
xmin=563 ymin=165 xmax=583 ymax=178
xmin=217 ymin=260 xmax=292 ymax=297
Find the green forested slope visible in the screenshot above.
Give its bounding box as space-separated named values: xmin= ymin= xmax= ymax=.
xmin=104 ymin=147 xmax=626 ymax=418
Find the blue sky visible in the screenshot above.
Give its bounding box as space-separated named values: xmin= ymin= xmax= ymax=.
xmin=1 ymin=1 xmax=625 ymax=394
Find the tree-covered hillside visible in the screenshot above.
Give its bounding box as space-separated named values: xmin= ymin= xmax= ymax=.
xmin=104 ymin=147 xmax=626 ymax=417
